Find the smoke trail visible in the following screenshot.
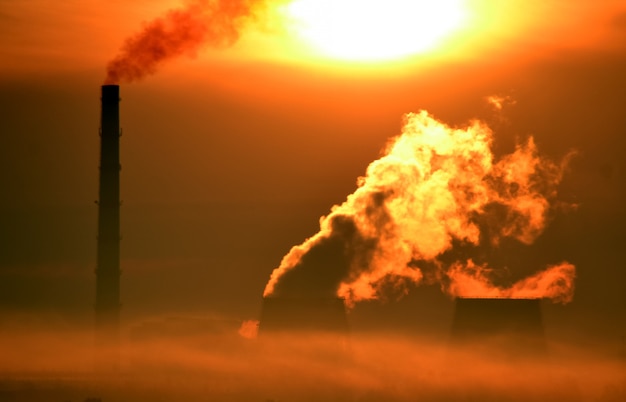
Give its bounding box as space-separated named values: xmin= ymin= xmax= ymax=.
xmin=264 ymin=111 xmax=576 ymax=305
xmin=104 ymin=0 xmax=265 ymax=84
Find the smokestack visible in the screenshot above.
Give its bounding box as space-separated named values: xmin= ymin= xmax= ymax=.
xmin=95 ymin=85 xmax=122 ymax=368
xmin=449 ymin=297 xmax=547 ymax=359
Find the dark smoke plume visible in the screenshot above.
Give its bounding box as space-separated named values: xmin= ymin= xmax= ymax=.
xmin=104 ymin=0 xmax=264 ymax=84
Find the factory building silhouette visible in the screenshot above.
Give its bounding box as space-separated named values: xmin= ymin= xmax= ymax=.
xmin=95 ymin=84 xmax=122 ymax=368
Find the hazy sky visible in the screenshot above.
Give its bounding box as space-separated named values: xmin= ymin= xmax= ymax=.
xmin=0 ymin=0 xmax=624 ymax=349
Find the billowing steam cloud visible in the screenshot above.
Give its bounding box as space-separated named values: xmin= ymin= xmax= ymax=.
xmin=446 ymin=260 xmax=576 ymax=303
xmin=104 ymin=0 xmax=266 ymax=84
xmin=264 ymin=111 xmax=576 ymax=305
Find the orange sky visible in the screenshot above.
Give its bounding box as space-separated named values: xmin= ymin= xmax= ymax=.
xmin=0 ymin=0 xmax=625 ymax=350
xmin=1 ymin=0 xmax=624 ymax=76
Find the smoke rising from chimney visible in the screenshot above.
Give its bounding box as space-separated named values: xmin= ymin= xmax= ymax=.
xmin=264 ymin=111 xmax=576 ymax=305
xmin=104 ymin=0 xmax=265 ymax=84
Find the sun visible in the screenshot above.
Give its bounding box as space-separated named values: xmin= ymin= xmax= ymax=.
xmin=282 ymin=0 xmax=468 ymax=62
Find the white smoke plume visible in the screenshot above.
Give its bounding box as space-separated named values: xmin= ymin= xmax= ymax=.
xmin=265 ymin=110 xmax=576 ymax=305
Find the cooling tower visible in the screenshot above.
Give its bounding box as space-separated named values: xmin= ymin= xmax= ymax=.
xmin=259 ymin=296 xmax=349 ymax=335
xmin=450 ymin=297 xmax=547 ymax=358
xmin=95 ymin=85 xmax=122 ymax=367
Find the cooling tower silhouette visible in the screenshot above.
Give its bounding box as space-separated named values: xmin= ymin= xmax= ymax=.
xmin=450 ymin=297 xmax=547 ymax=358
xmin=259 ymin=297 xmax=349 ymax=335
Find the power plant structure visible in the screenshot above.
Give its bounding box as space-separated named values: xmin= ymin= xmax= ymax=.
xmin=259 ymin=296 xmax=349 ymax=335
xmin=449 ymin=297 xmax=547 ymax=359
xmin=258 ymin=296 xmax=351 ymax=362
xmin=90 ymin=84 xmax=552 ymax=371
xmin=95 ymin=84 xmax=122 ymax=368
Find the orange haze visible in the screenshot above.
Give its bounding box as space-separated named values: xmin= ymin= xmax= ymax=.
xmin=0 ymin=324 xmax=623 ymax=401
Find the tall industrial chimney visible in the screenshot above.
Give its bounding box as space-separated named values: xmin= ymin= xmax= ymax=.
xmin=95 ymin=85 xmax=122 ymax=367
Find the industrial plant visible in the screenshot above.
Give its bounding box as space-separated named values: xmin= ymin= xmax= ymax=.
xmin=91 ymin=84 xmax=557 ymax=364
xmin=74 ymin=84 xmax=624 ymax=402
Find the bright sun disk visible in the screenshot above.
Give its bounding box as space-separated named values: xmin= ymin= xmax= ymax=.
xmin=284 ymin=0 xmax=468 ymax=62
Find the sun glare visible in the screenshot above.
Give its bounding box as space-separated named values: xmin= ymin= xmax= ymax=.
xmin=283 ymin=0 xmax=468 ymax=62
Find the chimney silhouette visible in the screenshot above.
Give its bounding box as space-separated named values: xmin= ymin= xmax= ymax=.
xmin=95 ymin=84 xmax=122 ymax=367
